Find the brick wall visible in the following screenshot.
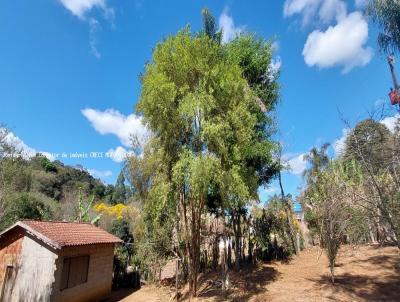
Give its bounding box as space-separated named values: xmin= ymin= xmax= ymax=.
xmin=11 ymin=234 xmax=58 ymax=301
xmin=52 ymin=244 xmax=115 ymax=302
xmin=0 ymin=227 xmax=24 ymax=289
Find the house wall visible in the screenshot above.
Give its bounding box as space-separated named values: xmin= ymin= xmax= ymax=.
xmin=11 ymin=234 xmax=58 ymax=302
xmin=52 ymin=244 xmax=115 ymax=302
xmin=0 ymin=227 xmax=24 ymax=300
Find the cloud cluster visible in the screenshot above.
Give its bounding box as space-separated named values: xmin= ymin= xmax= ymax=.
xmin=380 ymin=114 xmax=400 ymax=133
xmin=106 ymin=146 xmax=135 ymax=163
xmin=87 ymin=168 xmax=112 ymax=179
xmin=218 ymin=7 xmax=244 ymax=44
xmin=285 ymin=153 xmax=308 ymax=175
xmin=268 ymin=56 xmax=282 ymax=79
xmin=284 ymin=0 xmax=373 ymax=73
xmin=58 ymin=0 xmax=112 ymax=19
xmin=82 ymin=108 xmax=149 ymax=163
xmin=333 ymin=128 xmax=350 ymax=155
xmin=81 ymin=108 xmax=149 ymax=148
xmin=303 ymin=12 xmax=372 ymax=73
xmin=58 ymin=0 xmax=114 ymax=58
xmin=284 ymin=0 xmax=346 ymax=25
xmin=1 ymin=129 xmax=54 ymax=161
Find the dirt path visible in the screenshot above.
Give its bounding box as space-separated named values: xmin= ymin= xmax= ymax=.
xmin=111 ymin=285 xmax=171 ymax=302
xmin=113 ymin=245 xmax=400 ymax=302
xmin=261 ymin=245 xmax=400 ymax=301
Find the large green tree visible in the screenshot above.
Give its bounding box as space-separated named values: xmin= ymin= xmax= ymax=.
xmin=367 ymin=0 xmax=400 ymax=53
xmin=222 ymin=34 xmax=280 ymax=270
xmin=200 ymin=10 xmax=280 ymax=270
xmin=136 ymin=25 xmax=278 ymax=295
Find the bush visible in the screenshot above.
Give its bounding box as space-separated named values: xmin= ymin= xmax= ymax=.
xmin=0 ymin=192 xmax=57 ymax=230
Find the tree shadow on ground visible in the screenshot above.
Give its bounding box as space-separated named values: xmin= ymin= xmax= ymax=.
xmin=312 ymin=273 xmax=400 ymax=301
xmin=350 ymin=254 xmax=400 ymax=273
xmin=309 ymin=254 xmax=400 ymax=301
xmin=183 ymin=262 xmax=280 ymax=302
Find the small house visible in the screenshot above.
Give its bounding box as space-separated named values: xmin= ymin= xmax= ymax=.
xmin=0 ymin=220 xmax=122 ymax=302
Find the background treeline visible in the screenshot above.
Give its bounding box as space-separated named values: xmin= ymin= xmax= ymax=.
xmin=0 ymin=127 xmax=134 ymax=235
xmin=301 ymin=117 xmax=400 ymax=282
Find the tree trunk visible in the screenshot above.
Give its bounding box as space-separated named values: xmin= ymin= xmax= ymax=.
xmin=212 ymin=235 xmax=219 ymax=270
xmin=278 ymin=170 xmax=298 ymax=254
xmin=232 ymin=212 xmax=241 ymax=271
xmin=368 ymin=219 xmax=377 ymax=244
xmin=221 ymin=219 xmax=229 ymax=294
xmin=227 ymin=237 xmax=232 ymax=269
xmin=248 ymin=230 xmax=253 ymax=263
xmin=241 ymin=236 xmax=245 ymax=263
xmin=330 ymin=264 xmax=335 ymax=284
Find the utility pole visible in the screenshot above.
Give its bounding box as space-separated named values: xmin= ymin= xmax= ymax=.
xmin=387 ymin=55 xmax=400 ymax=112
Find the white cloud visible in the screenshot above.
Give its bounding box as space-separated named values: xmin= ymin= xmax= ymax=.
xmin=272 ymin=41 xmax=280 ymax=51
xmin=106 ymin=146 xmax=135 ymax=163
xmin=381 ymin=114 xmax=400 ymax=132
xmin=284 ymin=0 xmax=320 ymax=21
xmin=302 ymin=12 xmax=373 ymax=73
xmin=284 ymin=0 xmax=346 ymax=25
xmin=2 ymin=130 xmax=54 ymax=161
xmin=88 ymin=169 xmax=112 ymax=179
xmin=58 ymin=0 xmax=114 ymax=58
xmin=284 ymin=1 xmax=372 ymax=73
xmin=285 ymin=153 xmax=308 ymax=175
xmin=89 ymin=18 xmax=101 ymax=59
xmin=318 ymin=0 xmax=347 ymax=23
xmin=333 ymin=128 xmax=350 ymax=156
xmin=218 ymin=7 xmax=244 ymax=44
xmin=268 ymin=56 xmax=282 ymax=79
xmin=58 ymin=0 xmax=111 ymax=19
xmin=82 ymin=108 xmax=149 ymax=148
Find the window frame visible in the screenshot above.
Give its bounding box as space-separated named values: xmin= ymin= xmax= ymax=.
xmin=60 ymin=255 xmax=90 ymax=291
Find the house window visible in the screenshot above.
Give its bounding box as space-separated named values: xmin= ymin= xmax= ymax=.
xmin=60 ymin=255 xmax=90 ymax=290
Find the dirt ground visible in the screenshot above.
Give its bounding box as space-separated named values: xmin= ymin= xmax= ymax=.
xmin=111 ymin=245 xmax=400 ymax=302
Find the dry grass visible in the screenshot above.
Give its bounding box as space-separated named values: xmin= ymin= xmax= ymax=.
xmin=112 ymin=245 xmax=400 ymax=302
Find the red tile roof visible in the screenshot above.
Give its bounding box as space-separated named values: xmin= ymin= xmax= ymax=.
xmin=18 ymin=220 xmax=122 ymax=249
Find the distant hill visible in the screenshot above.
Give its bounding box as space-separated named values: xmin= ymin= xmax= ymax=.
xmin=0 ymin=154 xmax=117 ymax=231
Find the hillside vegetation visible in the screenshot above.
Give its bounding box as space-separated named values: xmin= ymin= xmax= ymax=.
xmin=0 ymin=130 xmax=133 ymax=231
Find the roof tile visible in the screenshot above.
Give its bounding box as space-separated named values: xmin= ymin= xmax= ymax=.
xmin=22 ymin=220 xmax=122 ymax=248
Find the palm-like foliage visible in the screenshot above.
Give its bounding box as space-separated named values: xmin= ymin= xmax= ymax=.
xmin=201 ymin=8 xmax=221 ymax=43
xmin=367 ymin=0 xmax=400 ymax=53
xmin=77 ymin=189 xmax=101 ymax=224
xmin=303 ymin=143 xmax=330 ymax=184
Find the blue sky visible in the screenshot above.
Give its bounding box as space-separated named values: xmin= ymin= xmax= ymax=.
xmin=0 ymin=0 xmax=398 ymax=202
